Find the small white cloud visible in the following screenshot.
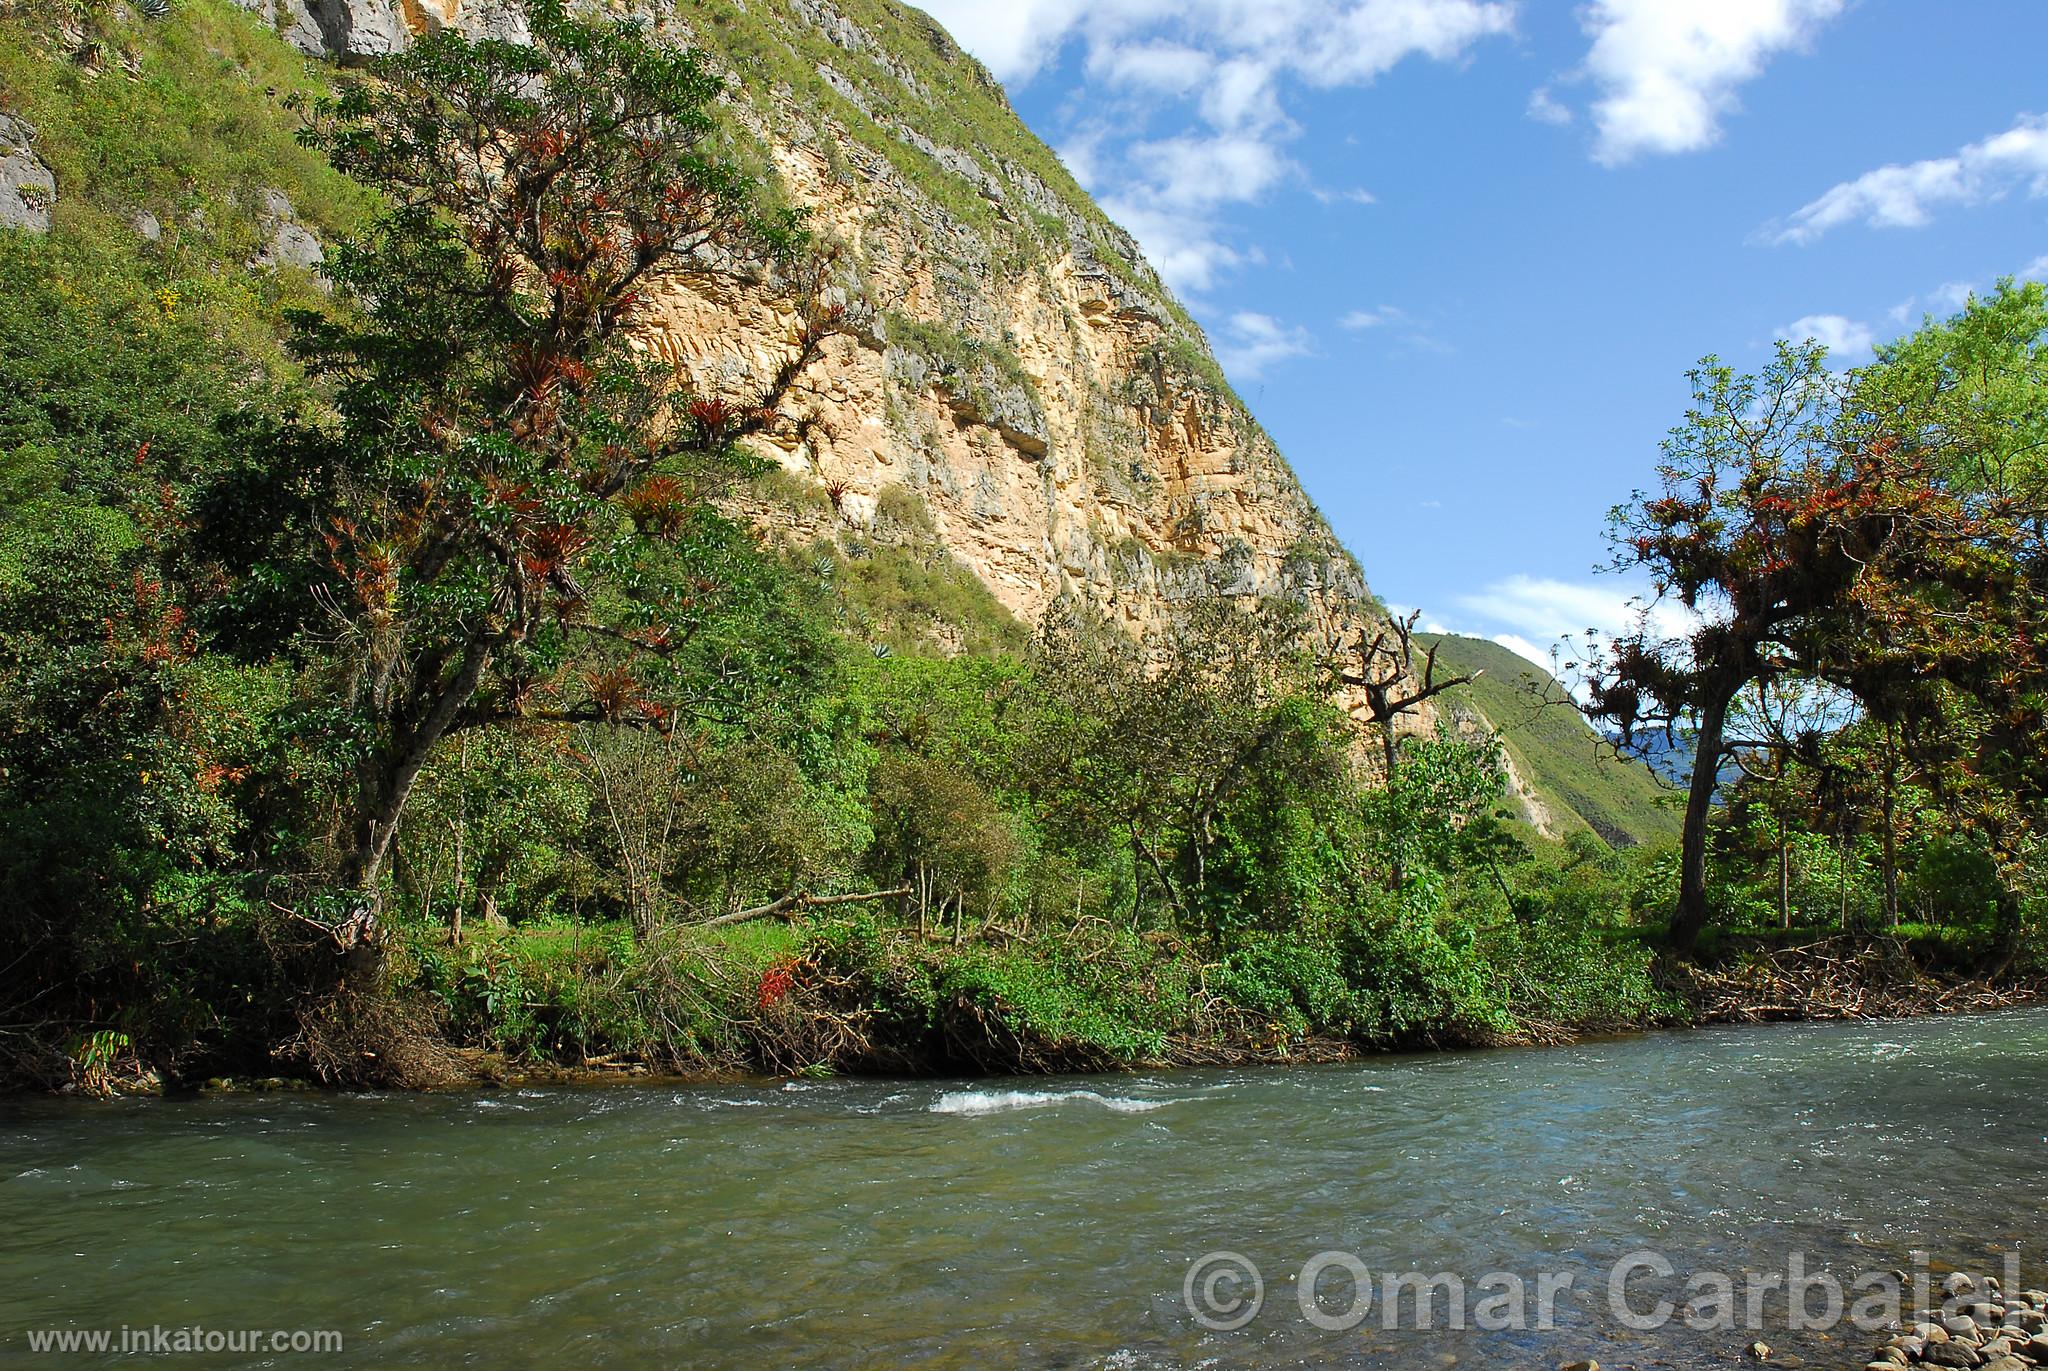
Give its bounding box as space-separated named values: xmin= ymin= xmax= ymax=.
xmin=1339 ymin=304 xmax=1406 ymax=329
xmin=1456 ymin=573 xmax=1692 ymax=661
xmin=1929 ymin=281 xmax=1977 ymax=312
xmin=1337 ymin=303 xmax=1450 ymax=354
xmin=1767 ymin=114 xmax=2048 ymax=245
xmin=1526 ymin=86 xmax=1573 ymax=127
xmin=1577 ymin=0 xmax=1845 ymax=166
xmin=1127 ymin=132 xmax=1296 ymax=213
xmin=1311 ymin=185 xmax=1379 ymax=205
xmin=1490 ymin=633 xmax=1555 ymax=671
xmin=1215 ymin=311 xmax=1315 ymax=380
xmin=2022 ymin=254 xmax=2048 ymax=282
xmin=1418 ymin=498 xmax=1442 ymax=509
xmin=1500 ymin=416 xmax=1539 ymax=430
xmin=1776 ymin=312 xmax=1875 ymax=361
xmin=1055 ymin=129 xmax=1106 ymax=188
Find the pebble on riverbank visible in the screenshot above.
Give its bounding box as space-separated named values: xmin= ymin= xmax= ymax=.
xmin=1863 ymin=1273 xmax=2048 ymax=1370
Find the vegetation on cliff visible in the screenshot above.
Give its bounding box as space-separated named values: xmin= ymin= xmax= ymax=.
xmin=1 ymin=0 xmax=2041 ymax=1095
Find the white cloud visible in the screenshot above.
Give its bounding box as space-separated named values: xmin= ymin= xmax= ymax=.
xmin=1526 ymin=86 xmax=1572 ymax=127
xmin=1767 ymin=114 xmax=2048 ymax=245
xmin=2024 ymin=255 xmax=2048 ymax=282
xmin=1775 ymin=312 xmax=1875 ymax=361
xmin=1489 ymin=633 xmax=1554 ymax=671
xmin=1085 ymin=40 xmax=1215 ymax=95
xmin=1572 ymin=0 xmax=1845 ymax=166
xmin=1125 ymin=132 xmax=1297 ymax=212
xmin=1337 ymin=303 xmax=1453 ymax=354
xmin=916 ymin=0 xmax=1515 ymax=293
xmin=1454 ymin=574 xmax=1692 ymax=664
xmin=1214 ymin=311 xmax=1315 ymax=379
xmin=1929 ymin=281 xmax=1977 ymax=312
xmin=1311 ymin=185 xmax=1379 ymax=205
xmin=1339 ymin=304 xmax=1406 ymax=329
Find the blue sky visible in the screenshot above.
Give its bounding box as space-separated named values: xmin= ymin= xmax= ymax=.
xmin=914 ymin=0 xmax=2048 ymax=666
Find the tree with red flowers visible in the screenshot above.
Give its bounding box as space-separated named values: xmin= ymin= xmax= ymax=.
xmin=1583 ymin=334 xmax=2046 ymax=953
xmin=273 ymin=1 xmax=839 ymax=929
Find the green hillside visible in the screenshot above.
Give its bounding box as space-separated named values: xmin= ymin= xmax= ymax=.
xmin=1421 ymin=633 xmax=1681 ymax=850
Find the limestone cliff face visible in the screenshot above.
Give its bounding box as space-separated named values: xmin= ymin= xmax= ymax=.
xmin=263 ymin=0 xmax=1406 ymax=711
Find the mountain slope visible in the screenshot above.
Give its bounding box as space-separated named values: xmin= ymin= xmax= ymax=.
xmin=1421 ymin=634 xmax=1681 ymax=849
xmin=201 ymin=0 xmax=1387 ymax=667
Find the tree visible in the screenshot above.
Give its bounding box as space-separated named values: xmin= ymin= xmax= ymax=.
xmin=1585 ymin=330 xmax=2046 ymax=953
xmin=260 ymin=0 xmax=840 ymax=935
xmin=1333 ymin=609 xmax=1477 ymax=775
xmin=1026 ymin=597 xmax=1353 ymax=934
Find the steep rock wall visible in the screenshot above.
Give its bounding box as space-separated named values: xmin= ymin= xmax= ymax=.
xmin=257 ymin=0 xmax=1431 ymax=738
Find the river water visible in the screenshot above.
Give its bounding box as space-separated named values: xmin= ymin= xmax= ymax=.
xmin=5 ymin=1009 xmax=2048 ymax=1368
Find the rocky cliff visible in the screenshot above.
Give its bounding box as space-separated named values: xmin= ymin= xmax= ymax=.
xmin=253 ymin=0 xmax=1389 ymax=666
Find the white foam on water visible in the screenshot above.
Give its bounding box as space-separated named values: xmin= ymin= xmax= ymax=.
xmin=928 ymin=1088 xmax=1173 ymax=1116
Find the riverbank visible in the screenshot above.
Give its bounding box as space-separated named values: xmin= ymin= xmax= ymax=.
xmin=77 ymin=932 xmax=2034 ymax=1099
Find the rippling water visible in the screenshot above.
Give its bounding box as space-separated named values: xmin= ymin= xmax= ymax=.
xmin=5 ymin=1010 xmax=2048 ymax=1368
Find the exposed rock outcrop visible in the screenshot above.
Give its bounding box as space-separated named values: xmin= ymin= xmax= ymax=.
xmin=264 ymin=0 xmax=1423 ymax=736
xmin=246 ymin=187 xmax=327 ymax=281
xmin=0 ymin=113 xmax=54 ymax=235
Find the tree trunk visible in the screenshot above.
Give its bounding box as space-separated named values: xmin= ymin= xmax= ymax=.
xmin=1839 ymin=827 xmax=1850 ymax=929
xmin=1881 ymin=727 xmax=1900 ymax=929
xmin=1777 ymin=809 xmax=1790 ymax=930
xmin=339 ymin=638 xmax=498 ymax=907
xmin=1667 ymin=689 xmax=1731 ymax=954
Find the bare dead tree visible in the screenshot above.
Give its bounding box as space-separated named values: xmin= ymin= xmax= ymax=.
xmin=1335 ymin=610 xmax=1479 ymax=774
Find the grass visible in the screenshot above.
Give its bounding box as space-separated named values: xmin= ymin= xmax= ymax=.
xmin=0 ymin=0 xmax=372 ymax=248
xmin=810 ymin=537 xmax=1030 ymax=658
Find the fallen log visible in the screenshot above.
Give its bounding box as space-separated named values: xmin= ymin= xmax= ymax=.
xmin=700 ymin=886 xmax=913 ymax=928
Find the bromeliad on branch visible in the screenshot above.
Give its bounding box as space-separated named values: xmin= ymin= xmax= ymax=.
xmin=271 ymin=0 xmax=844 ymax=926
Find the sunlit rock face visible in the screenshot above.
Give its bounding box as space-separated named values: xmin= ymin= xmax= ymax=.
xmin=263 ymin=0 xmax=1447 ymax=749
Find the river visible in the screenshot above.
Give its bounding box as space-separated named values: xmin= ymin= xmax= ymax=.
xmin=5 ymin=1009 xmax=2047 ymax=1368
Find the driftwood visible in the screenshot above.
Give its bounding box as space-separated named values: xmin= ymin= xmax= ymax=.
xmin=700 ymin=886 xmax=913 ymax=928
xmin=1668 ymin=937 xmax=2039 ymax=1023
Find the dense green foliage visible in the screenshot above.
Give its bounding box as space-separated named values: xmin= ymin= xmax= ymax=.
xmin=9 ymin=0 xmax=2035 ymax=1097
xmin=1583 ymin=284 xmax=2048 ymax=956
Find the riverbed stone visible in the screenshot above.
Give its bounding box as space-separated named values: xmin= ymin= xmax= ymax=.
xmin=1916 ymin=1322 xmax=1954 ymax=1343
xmin=1983 ymin=1358 xmax=2029 ymax=1371
xmin=1949 ymin=1275 xmax=1982 ymax=1298
xmin=1558 ymin=1361 xmax=1598 ymax=1371
xmin=1923 ymin=1342 xmax=1982 ymax=1367
xmin=1948 ymin=1315 xmax=1983 ymax=1338
xmin=1746 ymin=1341 xmax=1770 ymax=1360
